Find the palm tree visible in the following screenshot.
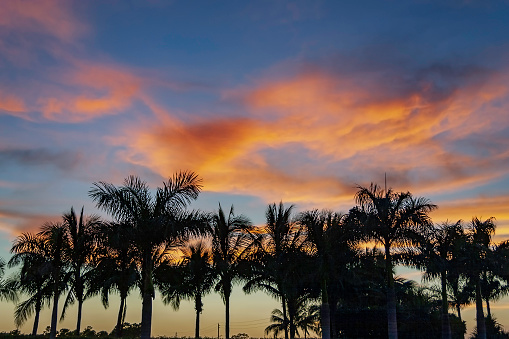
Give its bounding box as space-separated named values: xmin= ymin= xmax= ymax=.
xmin=349 ymin=183 xmax=437 ymax=339
xmin=0 ymin=257 xmax=18 ymax=303
xmin=446 ymin=272 xmax=472 ymax=324
xmin=60 ymin=207 xmax=101 ymax=335
xmin=244 ymin=202 xmax=307 ymax=339
xmin=210 ymin=204 xmax=253 ymax=339
xmin=265 ymin=297 xmax=319 ymax=339
xmin=411 ymin=221 xmax=465 ymax=339
xmin=11 ymin=223 xmax=68 ymax=339
xmin=265 ymin=308 xmax=286 ymax=339
xmin=89 ymin=172 xmax=204 ymax=339
xmin=480 ymin=271 xmax=508 ymax=319
xmin=158 ymin=241 xmax=216 ymax=339
xmin=296 ymin=303 xmax=320 ymax=339
xmin=298 ymin=209 xmax=359 ymax=339
xmin=464 ymin=217 xmax=496 ymax=339
xmin=8 ymin=234 xmax=53 ymax=335
xmin=88 ymin=222 xmax=140 ymax=337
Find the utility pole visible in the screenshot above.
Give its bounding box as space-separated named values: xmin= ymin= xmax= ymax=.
xmin=218 ymin=323 xmax=220 ymax=339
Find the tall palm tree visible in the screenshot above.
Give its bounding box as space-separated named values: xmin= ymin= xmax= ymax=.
xmin=60 ymin=207 xmax=101 ymax=335
xmin=158 ymin=241 xmax=216 ymax=339
xmin=12 ymin=223 xmax=68 ymax=339
xmin=210 ymin=204 xmax=253 ymax=339
xmin=243 ymin=202 xmax=307 ymax=339
xmin=349 ymin=183 xmax=437 ymax=339
xmin=8 ymin=234 xmax=53 ymax=335
xmin=298 ymin=209 xmax=359 ymax=339
xmin=411 ymin=221 xmax=465 ymax=339
xmin=464 ymin=217 xmax=496 ymax=339
xmin=480 ymin=271 xmax=508 ymax=319
xmin=88 ymin=222 xmax=140 ymax=337
xmin=89 ymin=172 xmax=204 ymax=339
xmin=446 ymin=272 xmax=472 ymax=324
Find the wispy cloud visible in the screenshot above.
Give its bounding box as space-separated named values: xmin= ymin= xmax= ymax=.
xmin=116 ymin=61 xmax=509 ymax=211
xmin=0 ymin=148 xmax=83 ymax=171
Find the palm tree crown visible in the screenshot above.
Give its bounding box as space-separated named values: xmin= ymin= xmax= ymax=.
xmin=88 ymin=172 xmax=204 ymax=339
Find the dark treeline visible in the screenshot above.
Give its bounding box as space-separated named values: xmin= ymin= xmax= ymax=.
xmin=1 ymin=172 xmax=509 ymax=339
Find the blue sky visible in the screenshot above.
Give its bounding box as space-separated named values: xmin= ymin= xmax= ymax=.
xmin=1 ymin=0 xmax=509 ymax=336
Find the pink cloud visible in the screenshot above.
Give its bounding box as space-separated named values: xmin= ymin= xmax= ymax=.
xmin=114 ymin=66 xmax=509 ymax=212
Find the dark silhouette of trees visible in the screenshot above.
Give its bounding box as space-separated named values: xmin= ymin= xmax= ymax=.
xmin=8 ymin=234 xmax=52 ymax=335
xmin=157 ymin=241 xmax=216 ymax=339
xmin=411 ymin=221 xmax=466 ymax=339
xmin=60 ymin=207 xmax=101 ymax=335
xmin=298 ymin=209 xmax=359 ymax=339
xmin=210 ymin=204 xmax=253 ymax=339
xmin=89 ymin=172 xmax=204 ymax=339
xmin=349 ymin=183 xmax=437 ymax=339
xmin=0 ymin=257 xmax=17 ymax=303
xmin=244 ymin=202 xmax=308 ymax=339
xmin=464 ymin=217 xmax=497 ymax=339
xmin=4 ymin=175 xmax=509 ymax=339
xmin=88 ymin=222 xmax=140 ymax=337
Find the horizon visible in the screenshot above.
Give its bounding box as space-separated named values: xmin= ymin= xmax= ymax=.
xmin=1 ymin=1 xmax=509 ymax=337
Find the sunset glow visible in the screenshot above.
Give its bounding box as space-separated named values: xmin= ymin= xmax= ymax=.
xmin=1 ymin=1 xmax=509 ymax=337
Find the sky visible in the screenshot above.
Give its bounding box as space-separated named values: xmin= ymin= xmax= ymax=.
xmin=1 ymin=0 xmax=509 ymax=337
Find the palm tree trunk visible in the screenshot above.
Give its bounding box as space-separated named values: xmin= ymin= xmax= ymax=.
xmin=76 ymin=298 xmax=83 ymax=335
xmin=32 ymin=296 xmax=42 ymax=336
xmin=441 ymin=271 xmax=451 ymax=339
xmin=225 ymin=293 xmax=230 ymax=339
xmin=195 ymin=294 xmax=202 ymax=339
xmin=486 ymin=298 xmax=491 ymax=318
xmin=282 ymin=295 xmax=289 ymax=339
xmin=320 ymin=279 xmax=330 ymax=339
xmin=289 ymin=306 xmax=295 ymax=339
xmin=141 ymin=258 xmax=153 ymax=339
xmin=141 ymin=291 xmax=153 ymax=339
xmin=116 ymin=297 xmax=125 ymax=337
xmin=475 ymin=277 xmax=486 ymax=339
xmin=385 ymin=243 xmax=398 ymax=339
xmin=456 ymin=304 xmax=462 ymax=322
xmin=50 ymin=288 xmax=59 ymax=339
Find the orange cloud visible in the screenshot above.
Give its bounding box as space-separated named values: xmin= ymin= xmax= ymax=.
xmin=116 ymin=67 xmax=509 ymax=215
xmin=431 ymin=195 xmax=509 ymax=242
xmin=0 ymin=0 xmax=86 ymax=43
xmin=37 ymin=61 xmax=144 ymax=122
xmin=0 ymin=209 xmax=61 ymax=235
xmin=0 ymin=92 xmax=26 ymax=114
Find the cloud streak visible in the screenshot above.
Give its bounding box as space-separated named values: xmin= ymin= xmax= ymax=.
xmin=115 ymin=61 xmax=509 ymax=211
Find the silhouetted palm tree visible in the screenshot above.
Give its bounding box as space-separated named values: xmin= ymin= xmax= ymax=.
xmin=158 ymin=241 xmax=216 ymax=339
xmin=447 ymin=272 xmax=472 ymax=324
xmin=8 ymin=234 xmax=53 ymax=335
xmin=298 ymin=209 xmax=359 ymax=339
xmin=244 ymin=202 xmax=307 ymax=339
xmin=0 ymin=257 xmax=18 ymax=303
xmin=265 ymin=308 xmax=286 ymax=339
xmin=464 ymin=217 xmax=496 ymax=339
xmin=89 ymin=172 xmax=204 ymax=339
xmin=88 ymin=222 xmax=140 ymax=337
xmin=412 ymin=221 xmax=465 ymax=339
xmin=349 ymin=183 xmax=437 ymax=339
xmin=12 ymin=222 xmax=68 ymax=339
xmin=296 ymin=303 xmax=320 ymax=339
xmin=210 ymin=204 xmax=253 ymax=339
xmin=60 ymin=207 xmax=101 ymax=335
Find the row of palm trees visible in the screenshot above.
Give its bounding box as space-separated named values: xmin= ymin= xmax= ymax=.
xmin=0 ymin=172 xmax=507 ymax=339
